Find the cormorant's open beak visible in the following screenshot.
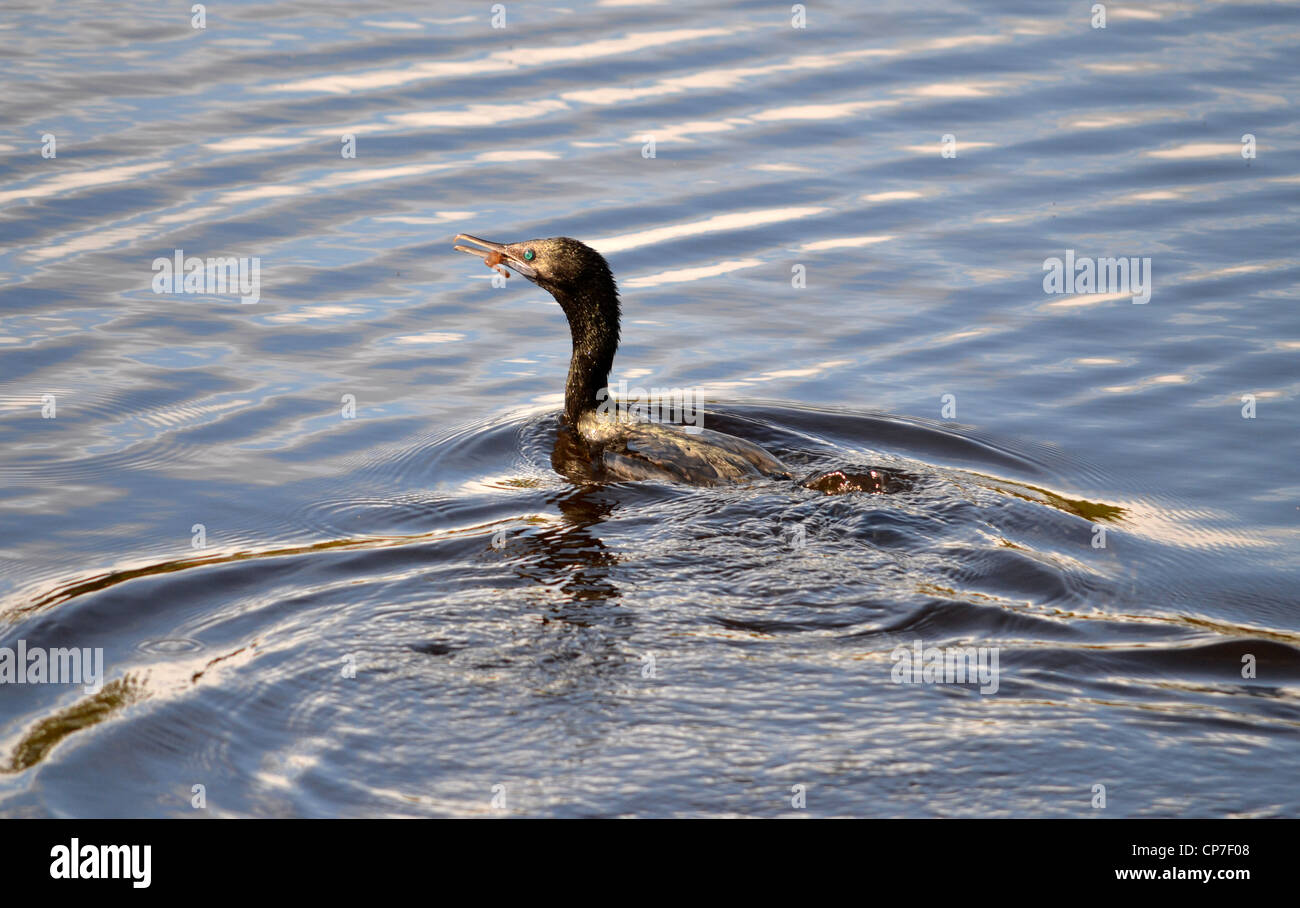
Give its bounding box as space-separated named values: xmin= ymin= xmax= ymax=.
xmin=452 ymin=233 xmax=538 ymax=280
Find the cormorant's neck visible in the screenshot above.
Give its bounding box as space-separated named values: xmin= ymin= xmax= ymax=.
xmin=553 ymin=277 xmax=620 ymax=427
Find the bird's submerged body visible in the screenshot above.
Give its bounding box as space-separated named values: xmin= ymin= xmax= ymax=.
xmin=574 ymin=411 xmax=792 ymax=486
xmin=453 ymin=232 xmax=893 ymax=493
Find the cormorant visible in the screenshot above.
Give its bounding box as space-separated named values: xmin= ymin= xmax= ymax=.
xmin=453 ymin=233 xmax=894 ymax=493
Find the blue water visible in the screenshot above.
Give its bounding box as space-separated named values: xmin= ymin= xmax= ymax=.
xmin=1 ymin=0 xmax=1298 ymax=817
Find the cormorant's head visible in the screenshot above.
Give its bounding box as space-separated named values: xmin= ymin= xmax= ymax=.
xmin=453 ymin=234 xmax=614 ymax=298
xmin=452 ymin=233 xmax=622 ymax=423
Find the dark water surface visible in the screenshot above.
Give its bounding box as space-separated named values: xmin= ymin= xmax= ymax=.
xmin=1 ymin=0 xmax=1298 ymax=817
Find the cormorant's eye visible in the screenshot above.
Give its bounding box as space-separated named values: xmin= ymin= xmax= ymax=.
xmin=523 ymin=249 xmax=536 ymax=262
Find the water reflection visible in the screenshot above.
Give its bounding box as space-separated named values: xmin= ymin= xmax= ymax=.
xmin=511 ymin=481 xmax=621 ymax=606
